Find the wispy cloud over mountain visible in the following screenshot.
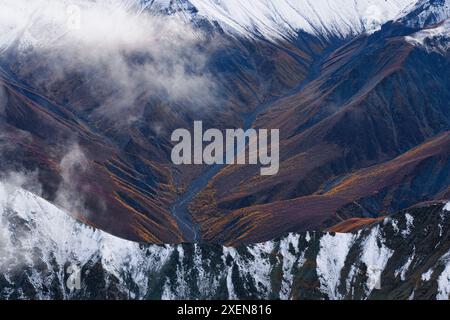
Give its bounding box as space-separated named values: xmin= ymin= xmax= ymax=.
xmin=0 ymin=0 xmax=217 ymax=123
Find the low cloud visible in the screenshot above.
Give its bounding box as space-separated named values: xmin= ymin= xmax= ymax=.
xmin=0 ymin=0 xmax=218 ymax=124
xmin=54 ymin=143 xmax=102 ymax=216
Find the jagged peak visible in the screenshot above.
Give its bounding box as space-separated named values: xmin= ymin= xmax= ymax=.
xmin=398 ymin=0 xmax=450 ymax=27
xmin=1 ymin=181 xmax=450 ymax=299
xmin=138 ymin=0 xmax=416 ymax=40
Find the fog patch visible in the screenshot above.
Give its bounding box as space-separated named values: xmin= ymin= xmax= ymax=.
xmin=0 ymin=170 xmax=43 ymax=197
xmin=54 ymin=143 xmax=99 ymax=217
xmin=0 ymin=0 xmax=218 ymax=124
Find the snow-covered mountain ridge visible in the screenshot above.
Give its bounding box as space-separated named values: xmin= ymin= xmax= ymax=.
xmin=148 ymin=0 xmax=417 ymax=39
xmin=1 ymin=181 xmax=450 ymax=299
xmin=2 ymin=0 xmax=450 ymax=54
xmin=2 ymin=0 xmax=449 ymax=54
xmin=406 ymin=19 xmax=450 ymax=53
xmin=398 ymin=0 xmax=450 ymax=27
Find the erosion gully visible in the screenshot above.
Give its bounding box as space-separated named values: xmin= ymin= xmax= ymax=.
xmin=170 ymin=46 xmax=336 ymax=242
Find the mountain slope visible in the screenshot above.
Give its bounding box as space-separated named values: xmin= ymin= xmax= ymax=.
xmin=0 ymin=0 xmax=340 ymax=244
xmin=1 ymin=181 xmax=450 ymax=300
xmin=189 ymin=3 xmax=450 ymax=244
xmin=0 ymin=0 xmax=449 ymax=246
xmin=192 ymin=132 xmax=450 ymax=244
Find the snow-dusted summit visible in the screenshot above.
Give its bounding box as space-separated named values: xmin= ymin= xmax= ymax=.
xmin=1 ymin=181 xmax=450 ymax=299
xmin=406 ymin=19 xmax=450 ymax=53
xmin=1 ymin=0 xmax=448 ymax=47
xmin=401 ymin=0 xmax=450 ymax=53
xmin=149 ymin=0 xmax=416 ymax=39
xmin=398 ymin=0 xmax=450 ymax=27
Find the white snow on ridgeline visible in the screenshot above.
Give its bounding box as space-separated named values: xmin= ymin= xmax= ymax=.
xmin=405 ymin=19 xmax=450 ymax=53
xmin=360 ymin=225 xmax=394 ymax=295
xmin=305 ymin=231 xmax=311 ymax=242
xmin=0 ymin=181 xmax=102 ymax=268
xmin=279 ymin=233 xmax=305 ymax=299
xmin=316 ymin=232 xmax=355 ymax=300
xmin=223 ymin=241 xmax=275 ymax=299
xmin=2 ymin=180 xmax=450 ymax=299
xmin=222 ymin=246 xmax=238 ymax=300
xmin=401 ymin=213 xmax=415 ymax=237
xmin=0 ymin=0 xmax=198 ymax=54
xmin=2 ymin=0 xmax=449 ymax=55
xmin=395 ymin=247 xmax=415 ymax=281
xmin=1 ymin=0 xmax=444 ymax=48
xmin=422 ymin=268 xmax=434 ymax=281
xmin=388 ymin=217 xmax=400 ymax=234
xmin=193 ymin=244 xmax=217 ymax=297
xmin=0 ymin=181 xmax=174 ymax=298
xmin=398 ymin=0 xmax=450 ymax=27
xmin=184 ymin=0 xmax=415 ymax=40
xmin=0 ymin=181 xmax=296 ymax=299
xmin=437 ymin=251 xmax=450 ymax=300
xmin=444 ymin=201 xmax=450 ymax=212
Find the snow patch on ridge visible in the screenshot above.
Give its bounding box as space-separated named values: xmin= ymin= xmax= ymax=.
xmin=2 ymin=180 xmax=450 ymax=300
xmin=405 ymin=19 xmax=450 ymax=53
xmin=437 ymin=251 xmax=450 ymax=299
xmin=279 ymin=233 xmax=304 ymax=299
xmin=0 ymin=181 xmax=173 ymax=298
xmin=316 ymin=232 xmax=355 ymax=300
xmin=399 ymin=0 xmax=450 ymax=27
xmin=360 ymin=226 xmax=394 ymax=295
xmin=184 ymin=0 xmax=415 ymax=40
xmin=422 ymin=268 xmax=434 ymax=281
xmin=444 ymin=202 xmax=450 ymax=212
xmin=402 ymin=213 xmax=415 ymax=237
xmin=395 ymin=247 xmax=415 ymax=281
